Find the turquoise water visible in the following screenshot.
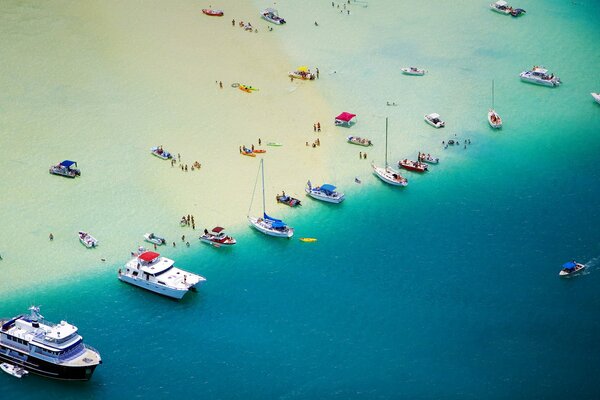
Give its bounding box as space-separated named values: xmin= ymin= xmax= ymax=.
xmin=3 ymin=0 xmax=600 ymax=398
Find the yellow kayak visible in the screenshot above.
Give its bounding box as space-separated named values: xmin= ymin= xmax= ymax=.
xmin=299 ymin=238 xmax=317 ymax=242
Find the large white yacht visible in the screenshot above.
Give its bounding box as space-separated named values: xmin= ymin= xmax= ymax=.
xmin=519 ymin=66 xmax=561 ymax=87
xmin=0 ymin=306 xmax=101 ymax=381
xmin=118 ymin=251 xmax=206 ymax=299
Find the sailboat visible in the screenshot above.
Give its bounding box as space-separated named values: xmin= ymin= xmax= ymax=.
xmin=488 ymin=80 xmax=502 ymax=129
xmin=371 ymin=118 xmax=408 ymax=186
xmin=247 ymin=159 xmax=294 ymax=238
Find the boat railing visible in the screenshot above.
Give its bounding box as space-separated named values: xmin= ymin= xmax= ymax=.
xmin=83 ymin=343 xmax=100 ymax=355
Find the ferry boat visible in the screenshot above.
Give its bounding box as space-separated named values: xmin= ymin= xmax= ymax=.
xmin=419 ymin=153 xmax=439 ymax=164
xmin=0 ymin=306 xmax=102 ymax=381
xmin=398 ymin=158 xmax=428 ymax=172
xmin=200 ymin=227 xmax=237 ymax=247
xmin=305 ymin=181 xmax=345 ymax=204
xmin=424 ymin=113 xmax=445 ymax=128
xmin=1 ymin=362 xmax=28 ymax=378
xmin=401 ymin=67 xmax=426 ymax=76
xmin=150 ymin=145 xmax=172 ymax=160
xmin=119 ymin=251 xmax=205 ymax=299
xmin=347 ymin=136 xmax=373 ymax=147
xmin=261 ymin=8 xmax=286 ymax=24
xmin=559 ymin=261 xmax=586 ymax=277
xmin=49 ymin=160 xmax=80 ymax=178
xmin=519 ymin=66 xmax=561 ymax=87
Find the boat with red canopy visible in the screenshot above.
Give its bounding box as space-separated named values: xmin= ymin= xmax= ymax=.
xmin=398 ymin=155 xmax=429 ymax=172
xmin=200 ymin=227 xmax=237 ymax=247
xmin=334 ymin=112 xmax=357 ymax=127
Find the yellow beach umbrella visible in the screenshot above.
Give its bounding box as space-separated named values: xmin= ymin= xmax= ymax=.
xmin=297 ymin=66 xmax=309 ymax=72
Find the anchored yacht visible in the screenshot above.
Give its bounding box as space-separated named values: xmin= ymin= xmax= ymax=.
xmin=0 ymin=306 xmax=101 ymax=381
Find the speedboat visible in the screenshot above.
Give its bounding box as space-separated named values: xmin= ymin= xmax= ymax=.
xmin=419 ymin=153 xmax=439 ymax=164
xmin=401 ymin=67 xmax=426 ymax=76
xmin=289 ymin=66 xmax=315 ymax=80
xmin=488 ymin=109 xmax=502 ymax=129
xmin=398 ymin=159 xmax=428 ymax=172
xmin=372 ymin=163 xmax=408 ymax=186
xmin=490 ymin=0 xmax=511 ymax=14
xmin=305 ymin=181 xmax=345 ymax=203
xmin=151 ymin=146 xmax=172 ymax=159
xmin=202 ymin=9 xmax=223 ymax=16
xmin=49 ymin=160 xmax=81 ymax=178
xmin=78 ymin=231 xmax=98 ymax=248
xmin=591 ymin=93 xmax=600 ymax=104
xmin=200 ymin=227 xmax=237 ymax=247
xmin=520 ymin=66 xmax=561 ymax=87
xmin=424 ymin=113 xmax=445 ymax=128
xmin=559 ymin=261 xmax=586 ymax=277
xmin=510 ymin=8 xmax=526 ymax=16
xmin=1 ymin=363 xmax=28 ymax=378
xmin=347 ymin=136 xmax=373 ymax=147
xmin=276 ymin=193 xmax=301 ymax=207
xmin=144 ymin=233 xmax=166 ymax=246
xmin=261 ymin=8 xmax=286 ymax=24
xmin=119 ymin=251 xmax=206 ymax=299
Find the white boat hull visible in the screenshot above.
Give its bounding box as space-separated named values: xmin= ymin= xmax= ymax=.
xmin=519 ymin=74 xmax=561 ymax=87
xmin=248 ymin=216 xmax=294 ymax=238
xmin=591 ymin=93 xmax=600 ymax=104
xmin=305 ymin=188 xmax=345 ymax=203
xmin=118 ymin=275 xmax=190 ymax=299
xmin=144 ymin=233 xmax=166 ymax=245
xmin=372 ymin=163 xmax=408 ymax=186
xmin=488 ymin=110 xmax=502 ymax=129
xmin=401 ymin=68 xmax=425 ymax=75
xmin=1 ymin=363 xmax=28 ymax=378
xmin=559 ymin=263 xmax=586 ymax=276
xmin=78 ymin=232 xmax=98 ymax=248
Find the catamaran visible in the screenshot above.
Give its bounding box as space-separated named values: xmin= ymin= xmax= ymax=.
xmin=372 ymin=118 xmax=408 ymax=186
xmin=488 ymin=80 xmax=502 ymax=129
xmin=520 ymin=66 xmax=561 ymax=87
xmin=248 ymin=159 xmax=294 ymax=238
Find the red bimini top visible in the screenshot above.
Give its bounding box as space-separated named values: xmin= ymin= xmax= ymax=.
xmin=211 ymin=227 xmax=225 ymax=233
xmin=138 ymin=251 xmax=160 ymax=262
xmin=335 ymin=112 xmax=356 ymax=122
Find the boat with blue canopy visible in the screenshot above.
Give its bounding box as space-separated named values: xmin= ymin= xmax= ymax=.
xmin=49 ymin=160 xmax=81 ymax=178
xmin=305 ymin=181 xmax=345 ymax=203
xmin=559 ymin=260 xmax=586 ymax=277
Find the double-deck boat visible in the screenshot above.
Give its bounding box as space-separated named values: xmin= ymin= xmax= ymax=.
xmin=151 ymin=146 xmax=172 ymax=160
xmin=401 ymin=67 xmax=426 ymax=76
xmin=144 ymin=233 xmax=166 ymax=246
xmin=520 ymin=66 xmax=561 ymax=87
xmin=49 ymin=160 xmax=80 ymax=178
xmin=78 ymin=231 xmax=98 ymax=248
xmin=0 ymin=306 xmax=101 ymax=380
xmin=559 ymin=261 xmax=586 ymax=277
xmin=261 ymin=8 xmax=286 ymax=24
xmin=398 ymin=158 xmax=428 ymax=172
xmin=419 ymin=153 xmax=439 ymax=164
xmin=372 ymin=118 xmax=408 ymax=187
xmin=200 ymin=227 xmax=237 ymax=247
xmin=424 ymin=113 xmax=445 ymax=128
xmin=347 ymin=136 xmax=373 ymax=147
xmin=305 ymin=181 xmax=345 ymax=203
xmin=118 ymin=251 xmax=206 ymax=299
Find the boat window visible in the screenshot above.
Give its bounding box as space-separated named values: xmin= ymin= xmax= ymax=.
xmin=153 ymin=266 xmax=173 ymax=276
xmin=132 ymin=271 xmax=138 ymax=276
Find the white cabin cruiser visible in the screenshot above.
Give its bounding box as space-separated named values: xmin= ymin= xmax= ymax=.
xmin=305 ymin=181 xmax=345 ymax=203
xmin=520 ymin=66 xmax=561 ymax=87
xmin=78 ymin=231 xmax=98 ymax=248
xmin=1 ymin=363 xmax=28 ymax=378
xmin=119 ymin=251 xmax=205 ymax=299
xmin=0 ymin=306 xmax=101 ymax=380
xmin=424 ymin=113 xmax=445 ymax=128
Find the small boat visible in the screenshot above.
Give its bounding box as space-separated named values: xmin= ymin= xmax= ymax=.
xmin=488 ymin=80 xmax=502 ymax=129
xmin=78 ymin=231 xmax=98 ymax=248
xmin=372 ymin=118 xmax=408 ymax=187
xmin=253 ymin=149 xmax=266 ymax=153
xmin=276 ymin=193 xmax=301 ymax=207
xmin=591 ymin=93 xmax=600 ymax=104
xmin=300 ymin=238 xmax=317 ymax=243
xmin=424 ymin=113 xmax=445 ymax=128
xmin=267 ymin=142 xmax=283 ymax=147
xmin=261 ymin=8 xmax=286 ymax=24
xmin=144 ymin=233 xmax=166 ymax=246
xmin=49 ymin=160 xmax=81 ymax=178
xmin=200 ymin=227 xmax=236 ymax=247
xmin=151 ymin=146 xmax=172 ymax=160
xmin=248 ymin=159 xmax=294 ymax=238
xmin=520 ymin=66 xmax=561 ymax=87
xmin=1 ymin=363 xmax=28 ymax=378
xmin=289 ymin=66 xmax=316 ymax=80
xmin=510 ymin=8 xmax=526 ymax=16
xmin=239 ymin=84 xmax=258 ymax=93
xmin=241 ymin=146 xmax=256 ymax=157
xmin=398 ymin=158 xmax=428 ymax=172
xmin=559 ymin=261 xmax=586 ymax=277
xmin=418 ymin=153 xmax=439 ymax=164
xmin=305 ymin=181 xmax=345 ymax=204
xmin=401 ymin=67 xmax=426 ymax=76
xmin=347 ymin=136 xmax=373 ymax=147
xmin=202 ymin=9 xmax=224 ymax=16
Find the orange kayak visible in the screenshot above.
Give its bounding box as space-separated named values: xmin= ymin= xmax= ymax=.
xmin=253 ymin=149 xmax=266 ymax=153
xmin=242 ymin=151 xmax=255 ymax=157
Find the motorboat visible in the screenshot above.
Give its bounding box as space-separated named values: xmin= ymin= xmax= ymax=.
xmin=289 ymin=66 xmax=316 ymax=80
xmin=0 ymin=306 xmax=102 ymax=380
xmin=347 ymin=136 xmax=373 ymax=147
xmin=276 ymin=193 xmax=301 ymax=207
xmin=398 ymin=158 xmax=428 ymax=172
xmin=490 ymin=0 xmax=511 ymax=14
xmin=591 ymin=93 xmax=600 ymax=104
xmin=559 ymin=261 xmax=586 ymax=277
xmin=200 ymin=227 xmax=237 ymax=247
xmin=419 ymin=153 xmax=439 ymax=164
xmin=202 ymin=9 xmax=223 ymax=16
xmin=372 ymin=118 xmax=408 ymax=187
xmin=424 ymin=113 xmax=445 ymax=128
xmin=78 ymin=231 xmax=98 ymax=248
xmin=248 ymin=159 xmax=294 ymax=238
xmin=49 ymin=160 xmax=80 ymax=178
xmin=520 ymin=66 xmax=561 ymax=87
xmin=151 ymin=145 xmax=172 ymax=160
xmin=305 ymin=181 xmax=345 ymax=204
xmin=510 ymin=8 xmax=526 ymax=16
xmin=261 ymin=8 xmax=286 ymax=24
xmin=401 ymin=67 xmax=426 ymax=76
xmin=1 ymin=363 xmax=28 ymax=378
xmin=144 ymin=233 xmax=166 ymax=246
xmin=119 ymin=251 xmax=206 ymax=299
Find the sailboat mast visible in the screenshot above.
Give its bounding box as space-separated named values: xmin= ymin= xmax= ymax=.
xmin=492 ymin=80 xmax=495 ymax=109
xmin=385 ymin=117 xmax=388 ymax=167
xmin=261 ymin=159 xmax=266 ymax=216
